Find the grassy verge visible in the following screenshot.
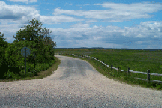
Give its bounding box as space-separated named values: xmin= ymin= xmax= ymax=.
xmin=61 ymin=54 xmax=162 ymax=91
xmin=0 ymin=56 xmax=61 ymax=82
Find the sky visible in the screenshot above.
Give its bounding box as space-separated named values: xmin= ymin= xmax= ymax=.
xmin=0 ymin=0 xmax=162 ymax=49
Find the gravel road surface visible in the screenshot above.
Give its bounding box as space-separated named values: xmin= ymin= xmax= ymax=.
xmin=0 ymin=55 xmax=162 ymax=108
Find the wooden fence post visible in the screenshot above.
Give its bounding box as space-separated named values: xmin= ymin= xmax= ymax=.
xmin=111 ymin=65 xmax=113 ymax=71
xmin=147 ymin=69 xmax=150 ymax=83
xmin=127 ymin=67 xmax=130 ymax=75
xmin=118 ymin=67 xmax=120 ymax=72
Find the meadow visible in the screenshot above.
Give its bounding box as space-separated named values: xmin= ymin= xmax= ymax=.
xmin=55 ymin=48 xmax=162 ymax=90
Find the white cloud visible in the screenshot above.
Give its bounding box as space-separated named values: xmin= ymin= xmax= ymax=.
xmin=140 ymin=21 xmax=162 ymax=29
xmin=136 ymin=41 xmax=143 ymax=44
xmin=53 ymin=2 xmax=162 ymax=22
xmin=7 ymin=0 xmax=37 ymax=4
xmin=0 ymin=1 xmax=40 ymax=24
xmin=70 ymin=23 xmax=89 ymax=28
xmin=95 ymin=2 xmax=162 ymax=13
xmin=40 ymin=16 xmax=84 ymax=24
xmin=29 ymin=0 xmax=37 ymax=2
xmin=7 ymin=0 xmax=28 ymax=2
xmin=154 ymin=35 xmax=158 ymax=38
xmin=136 ymin=34 xmax=144 ymax=38
xmin=93 ymin=25 xmax=98 ymax=29
xmin=0 ymin=1 xmax=82 ymax=25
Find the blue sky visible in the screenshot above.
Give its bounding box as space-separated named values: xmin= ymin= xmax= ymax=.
xmin=0 ymin=0 xmax=162 ymax=49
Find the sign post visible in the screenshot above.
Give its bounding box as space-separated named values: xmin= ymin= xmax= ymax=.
xmin=34 ymin=53 xmax=36 ymax=68
xmin=21 ymin=47 xmax=30 ymax=75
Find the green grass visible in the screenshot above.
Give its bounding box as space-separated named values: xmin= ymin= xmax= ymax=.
xmin=55 ymin=49 xmax=162 ymax=91
xmin=0 ymin=56 xmax=61 ymax=82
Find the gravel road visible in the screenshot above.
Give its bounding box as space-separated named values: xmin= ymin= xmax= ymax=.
xmin=0 ymin=55 xmax=162 ymax=108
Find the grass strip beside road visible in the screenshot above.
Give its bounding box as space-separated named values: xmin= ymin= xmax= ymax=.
xmin=0 ymin=56 xmax=61 ymax=82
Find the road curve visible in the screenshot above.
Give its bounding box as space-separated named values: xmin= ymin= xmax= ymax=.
xmin=0 ymin=55 xmax=161 ymax=108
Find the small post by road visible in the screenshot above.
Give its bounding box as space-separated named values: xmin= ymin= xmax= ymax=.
xmin=25 ymin=48 xmax=26 ymax=75
xmin=21 ymin=47 xmax=30 ymax=75
xmin=34 ymin=53 xmax=35 ymax=68
xmin=111 ymin=65 xmax=113 ymax=71
xmin=127 ymin=67 xmax=130 ymax=76
xmin=118 ymin=67 xmax=120 ymax=72
xmin=147 ymin=69 xmax=150 ymax=84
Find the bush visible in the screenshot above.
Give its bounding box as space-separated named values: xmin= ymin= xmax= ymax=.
xmin=3 ymin=70 xmax=20 ymax=79
xmin=49 ymin=62 xmax=52 ymax=67
xmin=46 ymin=64 xmax=49 ymax=69
xmin=35 ymin=64 xmax=42 ymax=72
xmin=26 ymin=72 xmax=34 ymax=77
xmin=32 ymin=69 xmax=37 ymax=76
xmin=42 ymin=63 xmax=47 ymax=71
xmin=0 ymin=63 xmax=8 ymax=79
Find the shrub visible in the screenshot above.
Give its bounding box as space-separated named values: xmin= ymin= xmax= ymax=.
xmin=3 ymin=70 xmax=20 ymax=79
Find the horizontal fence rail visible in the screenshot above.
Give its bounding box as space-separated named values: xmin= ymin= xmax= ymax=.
xmin=56 ymin=53 xmax=162 ymax=84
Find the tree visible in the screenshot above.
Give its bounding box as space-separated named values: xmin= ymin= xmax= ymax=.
xmin=13 ymin=18 xmax=43 ymax=42
xmin=12 ymin=18 xmax=56 ymax=64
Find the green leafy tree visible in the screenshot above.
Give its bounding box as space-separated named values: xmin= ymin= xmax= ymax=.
xmin=12 ymin=18 xmax=56 ymax=64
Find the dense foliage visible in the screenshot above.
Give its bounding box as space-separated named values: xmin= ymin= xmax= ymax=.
xmin=0 ymin=32 xmax=9 ymax=78
xmin=0 ymin=18 xmax=56 ymax=79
